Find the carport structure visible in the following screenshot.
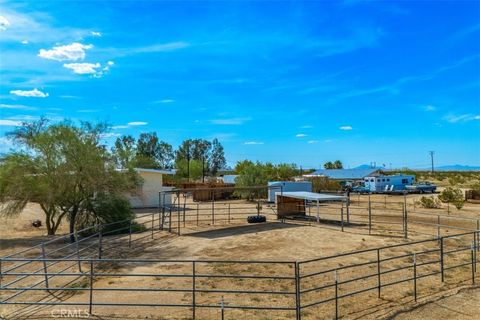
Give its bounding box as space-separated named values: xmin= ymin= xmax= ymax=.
xmin=275 ymin=191 xmax=348 ymax=224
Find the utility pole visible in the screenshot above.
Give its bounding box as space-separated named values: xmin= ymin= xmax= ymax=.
xmin=429 ymin=151 xmax=435 ymax=173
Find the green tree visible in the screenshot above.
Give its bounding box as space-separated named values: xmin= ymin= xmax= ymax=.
xmin=438 ymin=187 xmax=465 ymax=213
xmin=112 ymin=135 xmax=136 ymax=168
xmin=175 ymin=138 xmax=226 ymax=180
xmin=210 ymin=138 xmax=226 ymax=176
xmin=136 ymin=132 xmax=174 ymax=169
xmin=175 ymin=159 xmax=203 ymax=180
xmin=324 ymin=160 xmax=343 ymax=169
xmin=0 ymin=120 xmax=139 ymax=240
xmin=113 ymin=133 xmax=174 ymax=169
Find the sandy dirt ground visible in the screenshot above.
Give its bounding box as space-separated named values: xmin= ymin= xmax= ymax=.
xmin=391 ymin=287 xmax=480 ymax=320
xmin=1 ymin=195 xmax=479 ymax=320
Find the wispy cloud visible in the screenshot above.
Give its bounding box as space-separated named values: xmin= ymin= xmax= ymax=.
xmin=0 ymin=119 xmax=22 ymax=126
xmin=340 ymin=125 xmax=353 ymax=130
xmin=333 ymin=55 xmax=479 ymax=101
xmin=422 ymin=105 xmax=436 ymax=112
xmin=244 ymin=141 xmax=264 ymax=145
xmin=296 ymin=133 xmax=307 ymax=138
xmin=127 ymin=121 xmax=148 ymax=126
xmin=443 ymin=114 xmax=480 ymax=123
xmin=112 ymin=121 xmax=148 ymax=130
xmin=153 ymin=99 xmax=175 ymax=104
xmin=450 ymin=23 xmax=480 ymax=41
xmin=307 ymin=140 xmax=319 ymax=144
xmin=210 ymin=117 xmax=251 ymax=125
xmin=0 ymin=15 xmax=10 ymax=31
xmin=301 ymin=125 xmax=313 ymax=129
xmin=90 ymin=31 xmax=102 ymax=37
xmin=10 ymin=88 xmax=49 ymax=98
xmin=0 ymin=103 xmax=37 ymax=110
xmin=39 ymin=43 xmax=93 ymax=61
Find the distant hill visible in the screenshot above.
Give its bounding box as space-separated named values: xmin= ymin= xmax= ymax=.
xmin=434 ymin=165 xmax=480 ymax=171
xmin=354 ymin=164 xmax=480 ymax=172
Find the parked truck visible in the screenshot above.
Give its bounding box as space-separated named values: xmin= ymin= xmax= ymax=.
xmin=405 ymin=181 xmax=437 ymax=193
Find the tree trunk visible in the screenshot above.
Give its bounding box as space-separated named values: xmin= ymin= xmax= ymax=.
xmin=69 ymin=205 xmax=79 ymax=243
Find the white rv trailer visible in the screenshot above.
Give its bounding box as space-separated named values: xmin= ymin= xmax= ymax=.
xmin=363 ymin=174 xmax=415 ymax=192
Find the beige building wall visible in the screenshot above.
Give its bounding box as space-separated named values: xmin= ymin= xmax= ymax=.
xmin=127 ymin=170 xmax=172 ymax=208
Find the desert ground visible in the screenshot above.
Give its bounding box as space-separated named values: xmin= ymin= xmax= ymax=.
xmin=1 ymin=193 xmax=479 ymax=320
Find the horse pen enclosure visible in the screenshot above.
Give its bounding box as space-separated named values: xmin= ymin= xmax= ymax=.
xmin=1 ymin=187 xmax=479 ymax=320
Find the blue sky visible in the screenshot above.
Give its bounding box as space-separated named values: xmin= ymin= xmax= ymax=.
xmin=0 ymin=0 xmax=479 ymax=169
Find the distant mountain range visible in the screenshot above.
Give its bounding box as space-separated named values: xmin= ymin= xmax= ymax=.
xmin=353 ymin=164 xmax=480 ymax=171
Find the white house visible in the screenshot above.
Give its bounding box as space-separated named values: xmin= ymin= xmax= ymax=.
xmin=127 ymin=168 xmax=176 ymax=208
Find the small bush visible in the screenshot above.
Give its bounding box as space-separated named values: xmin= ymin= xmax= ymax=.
xmin=438 ymin=187 xmax=465 ymax=212
xmin=416 ymin=196 xmax=442 ymax=209
xmin=77 ymin=194 xmax=145 ymax=236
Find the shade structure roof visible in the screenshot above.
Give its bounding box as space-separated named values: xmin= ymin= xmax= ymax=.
xmin=275 ymin=191 xmax=346 ymax=202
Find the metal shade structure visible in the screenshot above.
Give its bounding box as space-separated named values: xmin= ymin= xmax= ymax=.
xmin=275 ymin=191 xmax=347 ymax=223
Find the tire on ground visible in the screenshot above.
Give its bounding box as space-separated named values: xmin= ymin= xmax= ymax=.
xmin=247 ymin=215 xmax=266 ymax=223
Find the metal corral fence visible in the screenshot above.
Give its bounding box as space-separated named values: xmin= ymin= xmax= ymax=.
xmin=159 ymin=185 xmax=284 ymax=235
xmin=159 ymin=187 xmax=480 ymax=240
xmin=1 ymin=231 xmax=478 ymax=319
xmin=0 ymin=211 xmax=166 ymax=314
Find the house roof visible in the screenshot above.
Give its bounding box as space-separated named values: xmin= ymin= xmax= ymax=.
xmin=304 ymin=168 xmax=380 ymax=180
xmin=135 ymin=168 xmax=177 ymax=175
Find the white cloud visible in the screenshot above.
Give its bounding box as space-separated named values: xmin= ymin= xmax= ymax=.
xmin=107 ymin=61 xmax=114 ymax=66
xmin=63 ymin=62 xmax=101 ymax=74
xmin=127 ymin=121 xmax=148 ymax=126
xmin=21 ymin=39 xmax=28 ymax=45
xmin=423 ymin=105 xmax=436 ymax=112
xmin=210 ymin=117 xmax=251 ymax=125
xmin=307 ymin=140 xmax=319 ymax=144
xmin=100 ymin=132 xmax=120 ymax=139
xmin=154 ymin=99 xmax=175 ymax=104
xmin=0 ymin=119 xmax=21 ymax=126
xmin=244 ymin=141 xmax=264 ymax=145
xmin=340 ymin=125 xmax=353 ymax=130
xmin=0 ymin=103 xmax=36 ymax=110
xmin=443 ymin=114 xmax=480 ymax=123
xmin=296 ymin=133 xmax=307 ymax=137
xmin=131 ymin=41 xmax=190 ymax=54
xmin=39 ymin=43 xmax=93 ymax=61
xmin=10 ymin=88 xmax=49 ymax=98
xmin=0 ymin=15 xmax=10 ymax=31
xmin=90 ymin=31 xmax=102 ymax=37
xmin=112 ymin=125 xmax=130 ymax=129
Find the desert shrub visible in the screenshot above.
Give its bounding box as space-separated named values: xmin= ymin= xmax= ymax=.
xmin=77 ymin=194 xmax=144 ymax=236
xmin=416 ymin=196 xmax=442 ymax=209
xmin=438 ymin=187 xmax=465 ymax=212
xmin=310 ymin=177 xmax=341 ymax=192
